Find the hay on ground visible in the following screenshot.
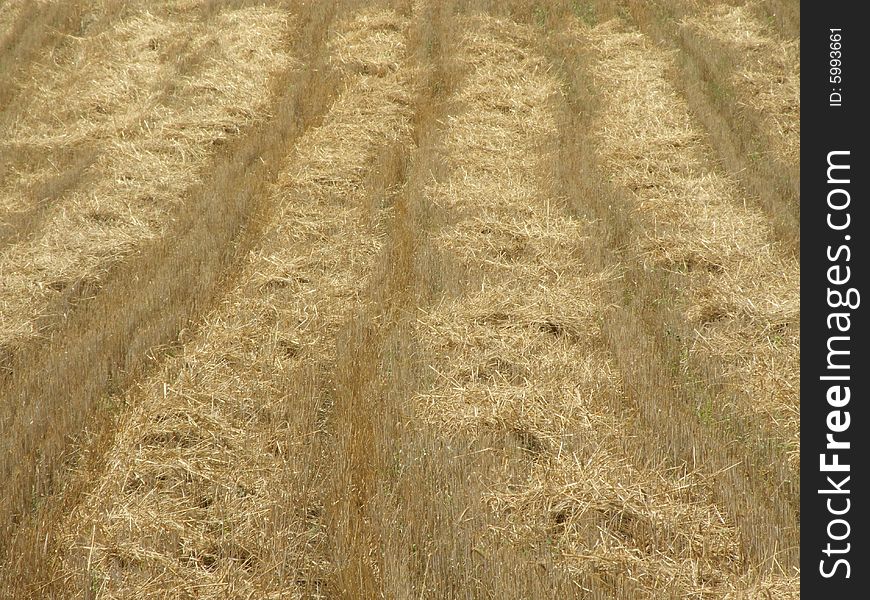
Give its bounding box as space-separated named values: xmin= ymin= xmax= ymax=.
xmin=580 ymin=18 xmax=800 ymax=464
xmin=680 ymin=3 xmax=800 ymax=164
xmin=0 ymin=6 xmax=293 ymax=349
xmin=58 ymin=12 xmax=416 ymax=597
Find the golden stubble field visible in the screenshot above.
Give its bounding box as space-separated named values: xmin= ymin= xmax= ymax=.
xmin=0 ymin=0 xmax=799 ymax=598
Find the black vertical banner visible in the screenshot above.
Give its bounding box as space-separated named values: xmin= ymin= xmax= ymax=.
xmin=803 ymin=2 xmax=868 ymax=596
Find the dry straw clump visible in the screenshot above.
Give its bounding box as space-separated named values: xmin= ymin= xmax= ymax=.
xmin=415 ymin=279 xmax=617 ymax=438
xmin=494 ymin=453 xmax=800 ymax=597
xmin=288 ymin=77 xmax=413 ymax=200
xmin=0 ymin=5 xmax=293 ymax=348
xmin=681 ymin=2 xmax=800 ymax=164
xmin=488 ymin=451 xmax=747 ymax=597
xmin=580 ymin=18 xmax=800 ymax=471
xmin=433 ymin=213 xmax=593 ymax=279
xmin=328 ymin=7 xmax=408 ymax=76
xmin=57 ymin=9 xmax=414 ymax=597
xmin=687 ymin=257 xmax=801 ymax=467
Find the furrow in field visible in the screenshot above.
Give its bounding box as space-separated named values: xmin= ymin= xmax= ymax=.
xmin=55 ymin=9 xmax=413 ymax=598
xmin=680 ymin=2 xmax=800 ymax=169
xmin=409 ymin=14 xmax=780 ymax=597
xmin=554 ymin=18 xmax=800 ymax=578
xmin=608 ymin=0 xmax=799 ymax=254
xmin=0 ymin=5 xmax=292 ymax=344
xmin=582 ymin=19 xmax=800 ymax=473
xmin=0 ymin=4 xmax=337 ymax=590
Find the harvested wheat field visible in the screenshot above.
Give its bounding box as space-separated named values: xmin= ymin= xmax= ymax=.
xmin=0 ymin=0 xmax=800 ymax=598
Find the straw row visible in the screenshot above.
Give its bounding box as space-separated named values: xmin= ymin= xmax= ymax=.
xmin=411 ymin=14 xmax=781 ymax=596
xmin=57 ymin=8 xmax=414 ymax=597
xmin=580 ymin=18 xmax=800 ymax=471
xmin=0 ymin=5 xmax=293 ymax=347
xmin=680 ymin=2 xmax=800 ymax=165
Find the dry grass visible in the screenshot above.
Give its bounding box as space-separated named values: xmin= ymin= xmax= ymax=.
xmin=538 ymin=9 xmax=799 ymax=579
xmin=614 ymin=0 xmax=799 ymax=255
xmin=0 ymin=5 xmax=292 ymax=348
xmin=1 ymin=1 xmax=97 ymax=112
xmin=0 ymin=2 xmax=344 ymax=595
xmin=580 ymin=18 xmax=799 ymax=474
xmin=52 ymin=7 xmax=415 ymax=597
xmin=403 ymin=12 xmax=793 ymax=597
xmin=1 ymin=1 xmax=130 ymax=246
xmin=0 ymin=0 xmax=27 ymax=38
xmin=1 ymin=1 xmax=801 ymax=597
xmin=681 ymin=2 xmax=800 ymax=165
xmin=328 ymin=6 xmax=408 ymax=75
